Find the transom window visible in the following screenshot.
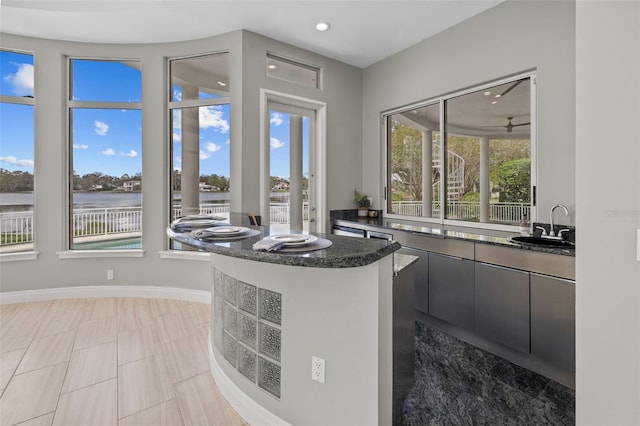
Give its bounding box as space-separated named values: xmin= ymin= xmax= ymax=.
xmin=68 ymin=59 xmax=142 ymax=250
xmin=386 ymin=74 xmax=535 ymax=228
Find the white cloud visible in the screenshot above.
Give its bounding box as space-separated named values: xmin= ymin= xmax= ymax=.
xmin=270 ymin=137 xmax=285 ymax=149
xmin=73 ymin=144 xmax=88 ymax=150
xmin=94 ymin=120 xmax=109 ymax=136
xmin=173 ymin=132 xmax=181 ymax=143
xmin=199 ymin=150 xmax=211 ymax=160
xmin=101 ymin=148 xmax=116 ymax=156
xmin=3 ymin=63 xmax=34 ymax=97
xmin=199 ymin=106 xmax=229 ymax=132
xmin=0 ymin=155 xmax=34 ymax=168
xmin=121 ymin=150 xmax=138 ymax=157
xmin=204 ymin=142 xmax=221 ymax=153
xmin=270 ymin=112 xmax=284 ymax=126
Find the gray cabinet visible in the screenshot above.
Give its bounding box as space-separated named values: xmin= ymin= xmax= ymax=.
xmin=398 ymin=247 xmax=429 ymax=313
xmin=530 ymin=273 xmax=575 ymax=371
xmin=475 ymin=262 xmax=530 ymax=353
xmin=428 ymin=253 xmax=474 ymax=330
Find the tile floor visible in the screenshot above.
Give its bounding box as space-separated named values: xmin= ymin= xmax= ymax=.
xmin=0 ymin=297 xmax=247 ymax=426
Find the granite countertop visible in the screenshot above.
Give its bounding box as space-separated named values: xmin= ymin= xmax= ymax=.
xmin=330 ymin=210 xmax=575 ymax=257
xmin=167 ymin=223 xmax=400 ymax=268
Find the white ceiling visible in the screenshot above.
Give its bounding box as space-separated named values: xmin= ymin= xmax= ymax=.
xmin=1 ymin=0 xmax=503 ymax=68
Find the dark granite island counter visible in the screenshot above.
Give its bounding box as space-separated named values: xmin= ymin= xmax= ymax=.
xmin=167 ymin=225 xmax=401 ymax=426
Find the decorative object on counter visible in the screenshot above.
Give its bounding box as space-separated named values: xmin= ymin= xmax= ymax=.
xmin=248 ymin=212 xmax=261 ymax=226
xmin=170 ymin=214 xmax=227 ymax=230
xmin=354 ymin=188 xmax=371 ymax=217
xmin=192 ymin=226 xmax=261 ymax=241
xmin=368 ymin=210 xmax=379 ymax=218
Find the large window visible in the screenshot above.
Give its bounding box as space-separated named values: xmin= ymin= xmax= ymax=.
xmin=169 ymin=53 xmax=230 ymax=249
xmin=68 ymin=59 xmax=142 ymax=250
xmin=387 ymin=75 xmax=534 ymax=227
xmin=0 ymin=50 xmax=35 ymax=253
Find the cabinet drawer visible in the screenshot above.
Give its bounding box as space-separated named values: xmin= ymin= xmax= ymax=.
xmin=398 ymin=247 xmax=429 ymax=314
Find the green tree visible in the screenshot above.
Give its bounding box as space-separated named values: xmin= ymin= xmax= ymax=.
xmin=495 ymin=158 xmax=531 ymax=203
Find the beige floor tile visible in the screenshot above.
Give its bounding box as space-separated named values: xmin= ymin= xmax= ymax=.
xmin=53 ymin=378 xmax=117 ymax=426
xmin=2 ymin=301 xmax=51 ymax=329
xmin=117 ymin=297 xmax=149 ymax=312
xmin=74 ymin=316 xmax=117 ymax=350
xmin=118 ymin=399 xmax=184 ymax=426
xmin=118 ymin=355 xmax=175 ymax=418
xmin=83 ymin=298 xmax=117 ymax=321
xmin=0 ymin=362 xmax=67 ymax=425
xmin=0 ymin=348 xmax=25 ymax=391
xmin=0 ymin=320 xmax=40 ymax=354
xmin=174 ymin=372 xmax=245 ymax=426
xmin=16 ymin=330 xmax=75 ymax=375
xmin=49 ymin=298 xmax=86 ymax=313
xmin=154 ymin=312 xmax=198 ymax=345
xmin=181 ymin=303 xmax=211 ymax=327
xmin=118 ymin=325 xmax=158 ymax=366
xmin=149 ymin=298 xmax=189 ymax=318
xmin=62 ymin=341 xmax=117 ymax=393
xmin=117 ymin=303 xmax=154 ymax=333
xmin=36 ymin=308 xmax=82 ymax=338
xmin=14 ymin=412 xmax=54 ymax=426
xmin=0 ymin=303 xmax=21 ymax=325
xmin=162 ymin=330 xmax=209 ymax=384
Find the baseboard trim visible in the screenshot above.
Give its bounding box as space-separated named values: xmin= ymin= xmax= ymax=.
xmin=208 ymin=337 xmax=290 ymax=426
xmin=0 ymin=285 xmax=211 ymax=305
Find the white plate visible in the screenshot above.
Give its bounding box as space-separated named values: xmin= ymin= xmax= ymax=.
xmin=193 ymin=226 xmax=250 ymax=238
xmin=268 ymin=234 xmax=318 ymax=247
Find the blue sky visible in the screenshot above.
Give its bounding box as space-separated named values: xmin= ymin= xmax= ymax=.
xmin=1 ymin=51 xmax=305 ymax=180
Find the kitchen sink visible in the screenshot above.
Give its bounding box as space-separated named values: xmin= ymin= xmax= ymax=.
xmin=509 ymin=236 xmax=575 ymax=248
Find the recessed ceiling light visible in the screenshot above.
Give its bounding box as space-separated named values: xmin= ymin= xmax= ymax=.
xmin=217 ymin=81 xmax=227 ymax=87
xmin=491 ymin=100 xmax=498 ymax=105
xmin=494 ymin=94 xmax=501 ymax=98
xmin=267 ymin=64 xmax=276 ymax=70
xmin=315 ymin=22 xmax=330 ymax=32
xmin=483 ymin=91 xmax=491 ymax=96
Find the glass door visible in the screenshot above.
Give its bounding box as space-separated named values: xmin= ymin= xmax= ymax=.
xmin=267 ymin=102 xmax=316 ymax=233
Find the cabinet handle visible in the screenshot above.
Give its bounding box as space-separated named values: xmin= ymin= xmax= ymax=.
xmin=479 ymin=262 xmax=523 ymax=272
xmin=435 ymin=253 xmax=463 ymax=261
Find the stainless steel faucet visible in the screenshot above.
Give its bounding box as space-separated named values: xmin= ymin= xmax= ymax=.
xmin=549 ymin=204 xmax=569 ymax=237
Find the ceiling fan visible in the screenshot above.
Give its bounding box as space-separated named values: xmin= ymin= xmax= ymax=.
xmin=484 ymin=116 xmax=531 ymax=133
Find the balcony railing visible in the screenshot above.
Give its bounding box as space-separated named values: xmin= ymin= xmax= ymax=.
xmin=391 ymin=201 xmax=529 ymax=223
xmin=1 ymin=203 xmax=310 ymax=247
xmin=1 ymin=201 xmax=527 ymax=247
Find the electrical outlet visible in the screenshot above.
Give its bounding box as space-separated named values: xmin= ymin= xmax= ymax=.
xmin=312 ymin=356 xmax=325 ymax=383
xmin=107 ymin=269 xmax=114 ymax=280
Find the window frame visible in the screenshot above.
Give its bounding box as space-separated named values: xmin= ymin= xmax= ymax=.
xmin=66 ymin=57 xmax=143 ymax=252
xmin=0 ymin=49 xmax=36 ymax=258
xmin=382 ymin=71 xmax=537 ymax=232
xmin=167 ymin=52 xmax=231 ymax=250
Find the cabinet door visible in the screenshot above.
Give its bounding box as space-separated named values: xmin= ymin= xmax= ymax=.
xmin=530 ymin=273 xmax=575 ymax=372
xmin=475 ymin=262 xmax=530 ymax=353
xmin=428 ymin=253 xmax=474 ymax=330
xmin=398 ymin=247 xmax=429 ymax=313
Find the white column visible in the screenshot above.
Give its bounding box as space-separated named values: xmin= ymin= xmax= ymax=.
xmin=289 ymin=115 xmax=303 ymax=231
xmin=181 ymin=85 xmax=200 ymax=216
xmin=479 ymin=137 xmax=490 ymax=222
xmin=422 ymin=130 xmax=433 ymax=217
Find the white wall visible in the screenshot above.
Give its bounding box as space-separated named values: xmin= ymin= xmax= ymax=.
xmin=575 ymin=2 xmax=640 ymax=424
xmin=362 ymin=0 xmax=576 ymax=225
xmin=0 ymin=31 xmax=362 ymax=293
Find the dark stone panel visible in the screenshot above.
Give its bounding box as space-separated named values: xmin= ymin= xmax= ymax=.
xmin=397 ymin=322 xmax=575 ymax=426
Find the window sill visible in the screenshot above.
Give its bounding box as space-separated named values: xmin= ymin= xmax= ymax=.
xmin=159 ymin=250 xmax=212 ymax=262
xmin=0 ymin=251 xmax=40 ymax=262
xmin=57 ymin=249 xmax=145 ymax=259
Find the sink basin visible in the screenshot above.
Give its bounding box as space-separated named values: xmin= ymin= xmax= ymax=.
xmin=509 ymin=236 xmax=575 ymax=248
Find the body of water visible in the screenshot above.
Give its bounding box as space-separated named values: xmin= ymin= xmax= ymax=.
xmin=1 ymin=191 xmax=292 ymax=213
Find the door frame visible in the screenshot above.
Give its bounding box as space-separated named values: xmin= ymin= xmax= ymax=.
xmin=259 ymin=89 xmax=327 ymax=232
